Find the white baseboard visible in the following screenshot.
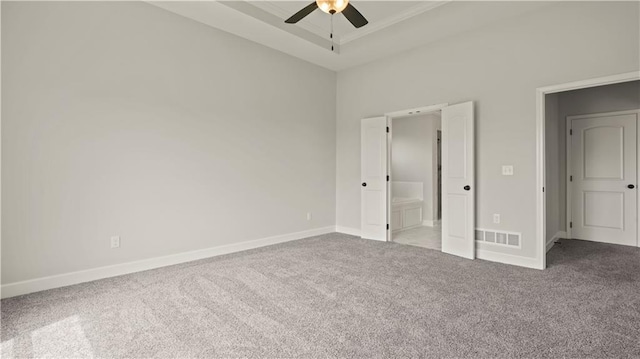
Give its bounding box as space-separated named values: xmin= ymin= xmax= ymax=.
xmin=401 ymin=224 xmax=422 ymax=231
xmin=422 ymin=219 xmax=440 ymax=227
xmin=1 ymin=226 xmax=336 ymax=299
xmin=476 ymin=249 xmax=543 ymax=270
xmin=335 ymin=226 xmax=361 ymax=237
xmin=546 ymin=231 xmax=567 ymax=253
xmin=335 ymin=226 xmax=386 ymax=242
xmin=337 ymin=226 xmax=542 ymax=269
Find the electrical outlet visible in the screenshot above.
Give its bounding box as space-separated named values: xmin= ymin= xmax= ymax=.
xmin=110 ymin=236 xmax=120 ymax=249
xmin=306 ymin=212 xmax=312 ymax=221
xmin=502 ymin=165 xmax=514 ymax=176
xmin=493 ymin=214 xmax=501 ymax=224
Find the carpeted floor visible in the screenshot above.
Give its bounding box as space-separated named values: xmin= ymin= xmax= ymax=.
xmin=2 ymin=233 xmax=640 ymax=358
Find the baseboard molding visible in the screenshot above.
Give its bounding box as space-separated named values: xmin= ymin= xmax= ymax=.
xmin=335 ymin=226 xmax=543 ymax=269
xmin=546 ymin=231 xmax=567 ymax=253
xmin=422 ymin=219 xmax=440 ymax=227
xmin=335 ymin=226 xmax=361 ymax=237
xmin=1 ymin=226 xmax=335 ymax=299
xmin=406 ymin=224 xmax=424 ymax=230
xmin=476 ymin=249 xmax=543 ymax=270
xmin=334 ymin=226 xmax=387 ymax=242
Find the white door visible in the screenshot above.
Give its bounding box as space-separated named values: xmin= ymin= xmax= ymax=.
xmin=569 ymin=111 xmax=638 ymax=246
xmin=361 ymin=117 xmax=388 ymax=241
xmin=441 ymin=102 xmax=475 ymax=259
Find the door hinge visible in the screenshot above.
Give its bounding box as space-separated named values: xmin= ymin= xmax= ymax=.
xmin=570 ymin=175 xmax=573 ymax=182
xmin=570 ymin=129 xmax=573 ymax=135
xmin=386 ymin=126 xmax=389 ymax=133
xmin=542 ymin=187 xmax=545 ymax=193
xmin=387 ymin=175 xmax=389 ymax=181
xmin=570 ymin=221 xmax=573 ymax=229
xmin=387 ymin=224 xmax=389 ymax=230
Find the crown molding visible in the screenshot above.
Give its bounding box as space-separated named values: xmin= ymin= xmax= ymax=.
xmin=339 ymin=0 xmax=451 ymax=45
xmin=148 ymin=1 xmax=342 ymax=70
xmin=250 ymin=1 xmax=341 ymax=43
xmin=147 ymin=1 xmax=552 ymax=72
xmin=245 ymin=1 xmax=451 ymax=46
xmin=220 ymin=1 xmax=338 ymax=52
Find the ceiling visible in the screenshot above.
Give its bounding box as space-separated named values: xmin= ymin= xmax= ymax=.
xmin=248 ymin=1 xmax=448 ymax=46
xmin=149 ymin=1 xmax=552 ymax=71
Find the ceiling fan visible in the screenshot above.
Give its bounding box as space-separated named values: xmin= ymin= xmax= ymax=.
xmin=285 ymin=0 xmax=369 ymax=29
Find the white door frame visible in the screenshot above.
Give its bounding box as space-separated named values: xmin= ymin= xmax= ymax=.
xmin=535 ymin=71 xmax=640 ymax=269
xmin=385 ymin=103 xmax=448 ymax=241
xmin=565 ymin=109 xmax=640 ymax=241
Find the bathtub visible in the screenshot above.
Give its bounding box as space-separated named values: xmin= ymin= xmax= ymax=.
xmin=391 ymin=181 xmax=424 ymax=231
xmin=391 ymin=196 xmax=423 ymax=231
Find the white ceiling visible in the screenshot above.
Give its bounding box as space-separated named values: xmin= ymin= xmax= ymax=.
xmin=150 ymin=1 xmax=552 ymax=71
xmin=249 ymin=1 xmax=448 ymax=45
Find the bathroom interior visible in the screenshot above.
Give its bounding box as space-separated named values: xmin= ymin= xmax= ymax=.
xmin=391 ymin=110 xmax=442 ymax=250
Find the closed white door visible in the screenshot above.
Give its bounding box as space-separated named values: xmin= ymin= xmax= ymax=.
xmin=441 ymin=102 xmax=475 ymax=259
xmin=361 ymin=117 xmax=388 ymax=241
xmin=570 ymin=111 xmax=638 ymax=246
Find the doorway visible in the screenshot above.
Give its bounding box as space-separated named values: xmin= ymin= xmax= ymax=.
xmin=539 ymin=75 xmax=640 ymax=269
xmin=360 ymin=101 xmax=475 ymax=260
xmin=388 ymin=111 xmax=442 ymax=250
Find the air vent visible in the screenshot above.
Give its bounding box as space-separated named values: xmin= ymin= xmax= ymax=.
xmin=475 ymin=228 xmax=521 ymax=248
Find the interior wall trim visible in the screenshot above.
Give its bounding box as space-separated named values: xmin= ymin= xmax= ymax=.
xmin=0 ymin=226 xmax=336 ymax=299
xmin=536 ymin=71 xmax=640 ymax=270
xmin=476 ymin=248 xmax=540 ymax=269
xmin=546 ymin=231 xmax=567 ymax=253
xmin=335 ymin=226 xmax=362 ymax=238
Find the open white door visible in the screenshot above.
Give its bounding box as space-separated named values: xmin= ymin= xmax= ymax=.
xmin=361 ymin=117 xmax=388 ymax=241
xmin=442 ymin=102 xmax=475 ymax=258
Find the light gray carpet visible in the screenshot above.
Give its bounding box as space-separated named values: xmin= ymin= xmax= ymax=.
xmin=2 ymin=234 xmax=640 ymax=358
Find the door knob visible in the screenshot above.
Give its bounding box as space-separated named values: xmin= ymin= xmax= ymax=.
xmin=362 ymin=182 xmax=367 ymax=187
xmin=464 ymin=185 xmax=471 ymax=191
xmin=628 ymin=184 xmax=635 ymax=189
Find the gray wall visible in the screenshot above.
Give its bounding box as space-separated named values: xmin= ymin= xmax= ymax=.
xmin=1 ymin=2 xmax=337 ymax=284
xmin=391 ymin=113 xmax=441 ymax=221
xmin=546 ymin=80 xmax=640 ymax=240
xmin=2 ymin=1 xmax=639 ymax=284
xmin=336 ymin=1 xmax=639 ymax=260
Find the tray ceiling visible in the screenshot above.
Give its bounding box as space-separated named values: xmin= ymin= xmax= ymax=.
xmin=149 ymin=1 xmax=552 ymax=71
xmin=249 ymin=1 xmax=449 ymax=45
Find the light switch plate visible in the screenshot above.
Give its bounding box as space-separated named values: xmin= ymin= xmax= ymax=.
xmin=502 ymin=165 xmax=514 ymax=176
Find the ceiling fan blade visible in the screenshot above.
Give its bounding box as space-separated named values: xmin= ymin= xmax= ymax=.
xmin=342 ymin=3 xmax=368 ymax=28
xmin=285 ymin=2 xmax=318 ymax=24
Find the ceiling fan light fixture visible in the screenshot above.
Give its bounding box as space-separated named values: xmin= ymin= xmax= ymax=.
xmin=316 ymin=0 xmax=349 ymax=14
